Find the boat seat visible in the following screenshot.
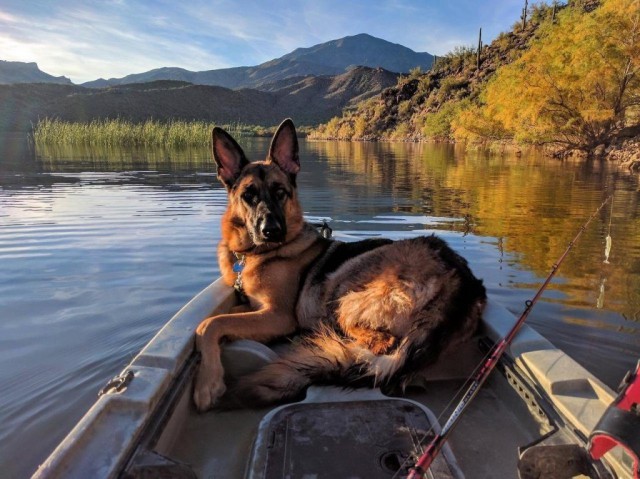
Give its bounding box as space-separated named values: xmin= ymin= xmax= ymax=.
xmin=220 ymin=339 xmax=279 ymax=378
xmin=245 ymin=387 xmax=464 ymax=479
xmin=222 ymin=334 xmax=486 ymax=385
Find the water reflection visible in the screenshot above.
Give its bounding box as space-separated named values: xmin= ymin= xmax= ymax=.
xmin=26 ymin=136 xmax=640 ymax=324
xmin=21 ymin=136 xmax=640 ymax=327
xmin=310 ymin=140 xmax=640 ymax=323
xmin=1 ymin=135 xmax=639 ymax=478
xmin=0 ymin=133 xmax=40 ymax=175
xmin=37 ymin=142 xmax=216 ymax=173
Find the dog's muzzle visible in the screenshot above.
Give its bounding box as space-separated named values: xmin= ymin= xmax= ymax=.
xmin=259 ymin=214 xmax=285 ymax=243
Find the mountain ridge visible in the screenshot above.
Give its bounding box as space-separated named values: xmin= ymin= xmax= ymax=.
xmin=0 ymin=33 xmax=427 ymax=132
xmin=79 ymin=33 xmax=432 ymax=89
xmin=0 ymin=60 xmax=72 ymax=85
xmin=0 ymin=66 xmax=399 ymax=132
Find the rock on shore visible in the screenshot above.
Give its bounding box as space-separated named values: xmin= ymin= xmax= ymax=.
xmin=605 ymin=136 xmax=640 ymax=173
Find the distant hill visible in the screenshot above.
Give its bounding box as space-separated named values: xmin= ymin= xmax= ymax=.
xmin=0 ymin=83 xmax=84 ymax=132
xmin=81 ymin=34 xmax=432 ymax=89
xmin=0 ymin=33 xmax=423 ymax=132
xmin=0 ymin=67 xmax=399 ymax=132
xmin=306 ymin=0 xmax=640 ymax=165
xmin=311 ymin=24 xmax=542 ymax=141
xmin=278 ymin=34 xmax=433 ymax=73
xmin=0 ymin=61 xmax=72 ymax=85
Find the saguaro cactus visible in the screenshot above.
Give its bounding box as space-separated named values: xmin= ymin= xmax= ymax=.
xmin=522 ymin=0 xmax=529 ymax=29
xmin=477 ymin=28 xmax=483 ymax=69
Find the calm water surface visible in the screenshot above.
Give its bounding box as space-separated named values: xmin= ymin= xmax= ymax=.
xmin=1 ymin=136 xmax=639 ymax=477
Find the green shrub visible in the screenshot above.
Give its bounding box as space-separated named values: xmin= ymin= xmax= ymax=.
xmin=422 ymin=99 xmax=471 ymax=139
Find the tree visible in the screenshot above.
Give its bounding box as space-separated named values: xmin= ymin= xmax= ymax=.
xmin=353 ymin=116 xmax=368 ymax=138
xmin=456 ymin=0 xmax=640 ymax=150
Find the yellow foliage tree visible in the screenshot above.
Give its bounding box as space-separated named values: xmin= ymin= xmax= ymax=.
xmin=353 ymin=116 xmax=368 ymax=139
xmin=453 ymin=103 xmax=511 ymax=142
xmin=337 ymin=121 xmax=355 ymax=140
xmin=456 ymin=0 xmax=640 ymax=150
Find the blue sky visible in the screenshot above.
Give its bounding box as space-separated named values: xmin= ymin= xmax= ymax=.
xmin=0 ymin=0 xmax=525 ymax=84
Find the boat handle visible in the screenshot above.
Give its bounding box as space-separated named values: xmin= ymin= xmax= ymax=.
xmin=98 ymin=370 xmax=134 ymax=397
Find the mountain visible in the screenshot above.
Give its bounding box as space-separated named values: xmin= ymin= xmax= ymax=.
xmin=0 ymin=67 xmax=399 ymax=132
xmin=0 ymin=34 xmax=424 ymax=132
xmin=0 ymin=61 xmax=72 ymax=85
xmin=311 ymin=24 xmax=541 ymax=141
xmin=81 ymin=34 xmax=432 ymax=89
xmin=311 ymin=2 xmax=614 ymax=147
xmin=279 ymin=34 xmax=433 ymax=73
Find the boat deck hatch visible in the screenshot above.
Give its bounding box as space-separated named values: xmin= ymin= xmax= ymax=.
xmin=246 ymin=398 xmax=461 ymax=479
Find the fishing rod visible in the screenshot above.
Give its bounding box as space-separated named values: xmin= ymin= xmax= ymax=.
xmin=407 ymin=194 xmax=614 ymax=479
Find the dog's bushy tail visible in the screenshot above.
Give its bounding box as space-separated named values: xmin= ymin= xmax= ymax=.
xmin=223 ymin=325 xmax=427 ymax=407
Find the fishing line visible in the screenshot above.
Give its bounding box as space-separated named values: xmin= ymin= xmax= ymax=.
xmin=604 ymin=193 xmax=614 ymax=264
xmin=391 ymin=338 xmax=514 ymax=478
xmin=397 ymin=193 xmax=614 ymax=479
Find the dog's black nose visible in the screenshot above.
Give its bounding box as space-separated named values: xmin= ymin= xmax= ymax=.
xmin=261 ymin=215 xmax=284 ymax=241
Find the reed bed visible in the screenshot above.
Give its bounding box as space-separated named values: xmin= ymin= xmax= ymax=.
xmin=33 ymin=118 xmax=262 ymax=147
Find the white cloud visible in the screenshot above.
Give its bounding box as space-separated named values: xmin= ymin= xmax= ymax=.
xmin=0 ymin=2 xmax=235 ymax=82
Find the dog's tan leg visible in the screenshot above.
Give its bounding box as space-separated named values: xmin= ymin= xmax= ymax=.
xmin=193 ymin=310 xmax=296 ymax=411
xmin=229 ymin=303 xmax=254 ymax=314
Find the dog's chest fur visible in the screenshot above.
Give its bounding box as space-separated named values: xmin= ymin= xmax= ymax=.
xmin=220 ymin=224 xmax=330 ymax=311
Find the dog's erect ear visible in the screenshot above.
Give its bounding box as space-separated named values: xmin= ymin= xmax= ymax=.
xmin=212 ymin=127 xmax=249 ymax=189
xmin=268 ymin=119 xmax=300 ymax=178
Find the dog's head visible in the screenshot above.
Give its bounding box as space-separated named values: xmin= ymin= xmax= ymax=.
xmin=212 ymin=119 xmax=304 ymax=252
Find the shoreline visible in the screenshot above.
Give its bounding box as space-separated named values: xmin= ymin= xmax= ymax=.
xmin=4 ymin=127 xmax=638 ymax=174
xmin=307 ymin=134 xmax=640 ymax=173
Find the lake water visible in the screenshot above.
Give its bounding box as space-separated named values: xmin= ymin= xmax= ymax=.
xmin=1 ymin=135 xmax=639 ymax=478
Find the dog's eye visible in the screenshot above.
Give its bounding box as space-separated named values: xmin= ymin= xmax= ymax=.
xmin=274 ymin=188 xmax=287 ymax=201
xmin=241 ymin=188 xmax=257 ymax=204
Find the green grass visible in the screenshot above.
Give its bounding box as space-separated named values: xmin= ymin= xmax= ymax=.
xmin=32 ymin=118 xmax=269 ymax=147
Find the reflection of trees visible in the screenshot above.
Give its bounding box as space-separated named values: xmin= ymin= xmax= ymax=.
xmin=308 ymin=140 xmax=460 ymax=219
xmin=0 ymin=134 xmax=40 ymax=176
xmin=36 ymin=143 xmax=216 ymax=173
xmin=24 ymin=138 xmax=640 ymax=320
xmin=309 ymin=139 xmax=640 ymax=321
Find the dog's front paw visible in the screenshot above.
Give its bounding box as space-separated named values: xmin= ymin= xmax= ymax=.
xmin=193 ymin=367 xmax=226 ymax=412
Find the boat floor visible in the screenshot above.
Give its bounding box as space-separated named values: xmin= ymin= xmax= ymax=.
xmin=162 ymin=372 xmax=542 ymax=479
xmin=404 ymin=375 xmax=541 ymax=478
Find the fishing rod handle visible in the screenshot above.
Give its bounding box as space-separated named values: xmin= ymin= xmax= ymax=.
xmin=407 ymin=437 xmax=443 ymax=479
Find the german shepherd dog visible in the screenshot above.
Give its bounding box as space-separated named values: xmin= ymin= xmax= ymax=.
xmin=193 ymin=119 xmax=486 ymax=411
